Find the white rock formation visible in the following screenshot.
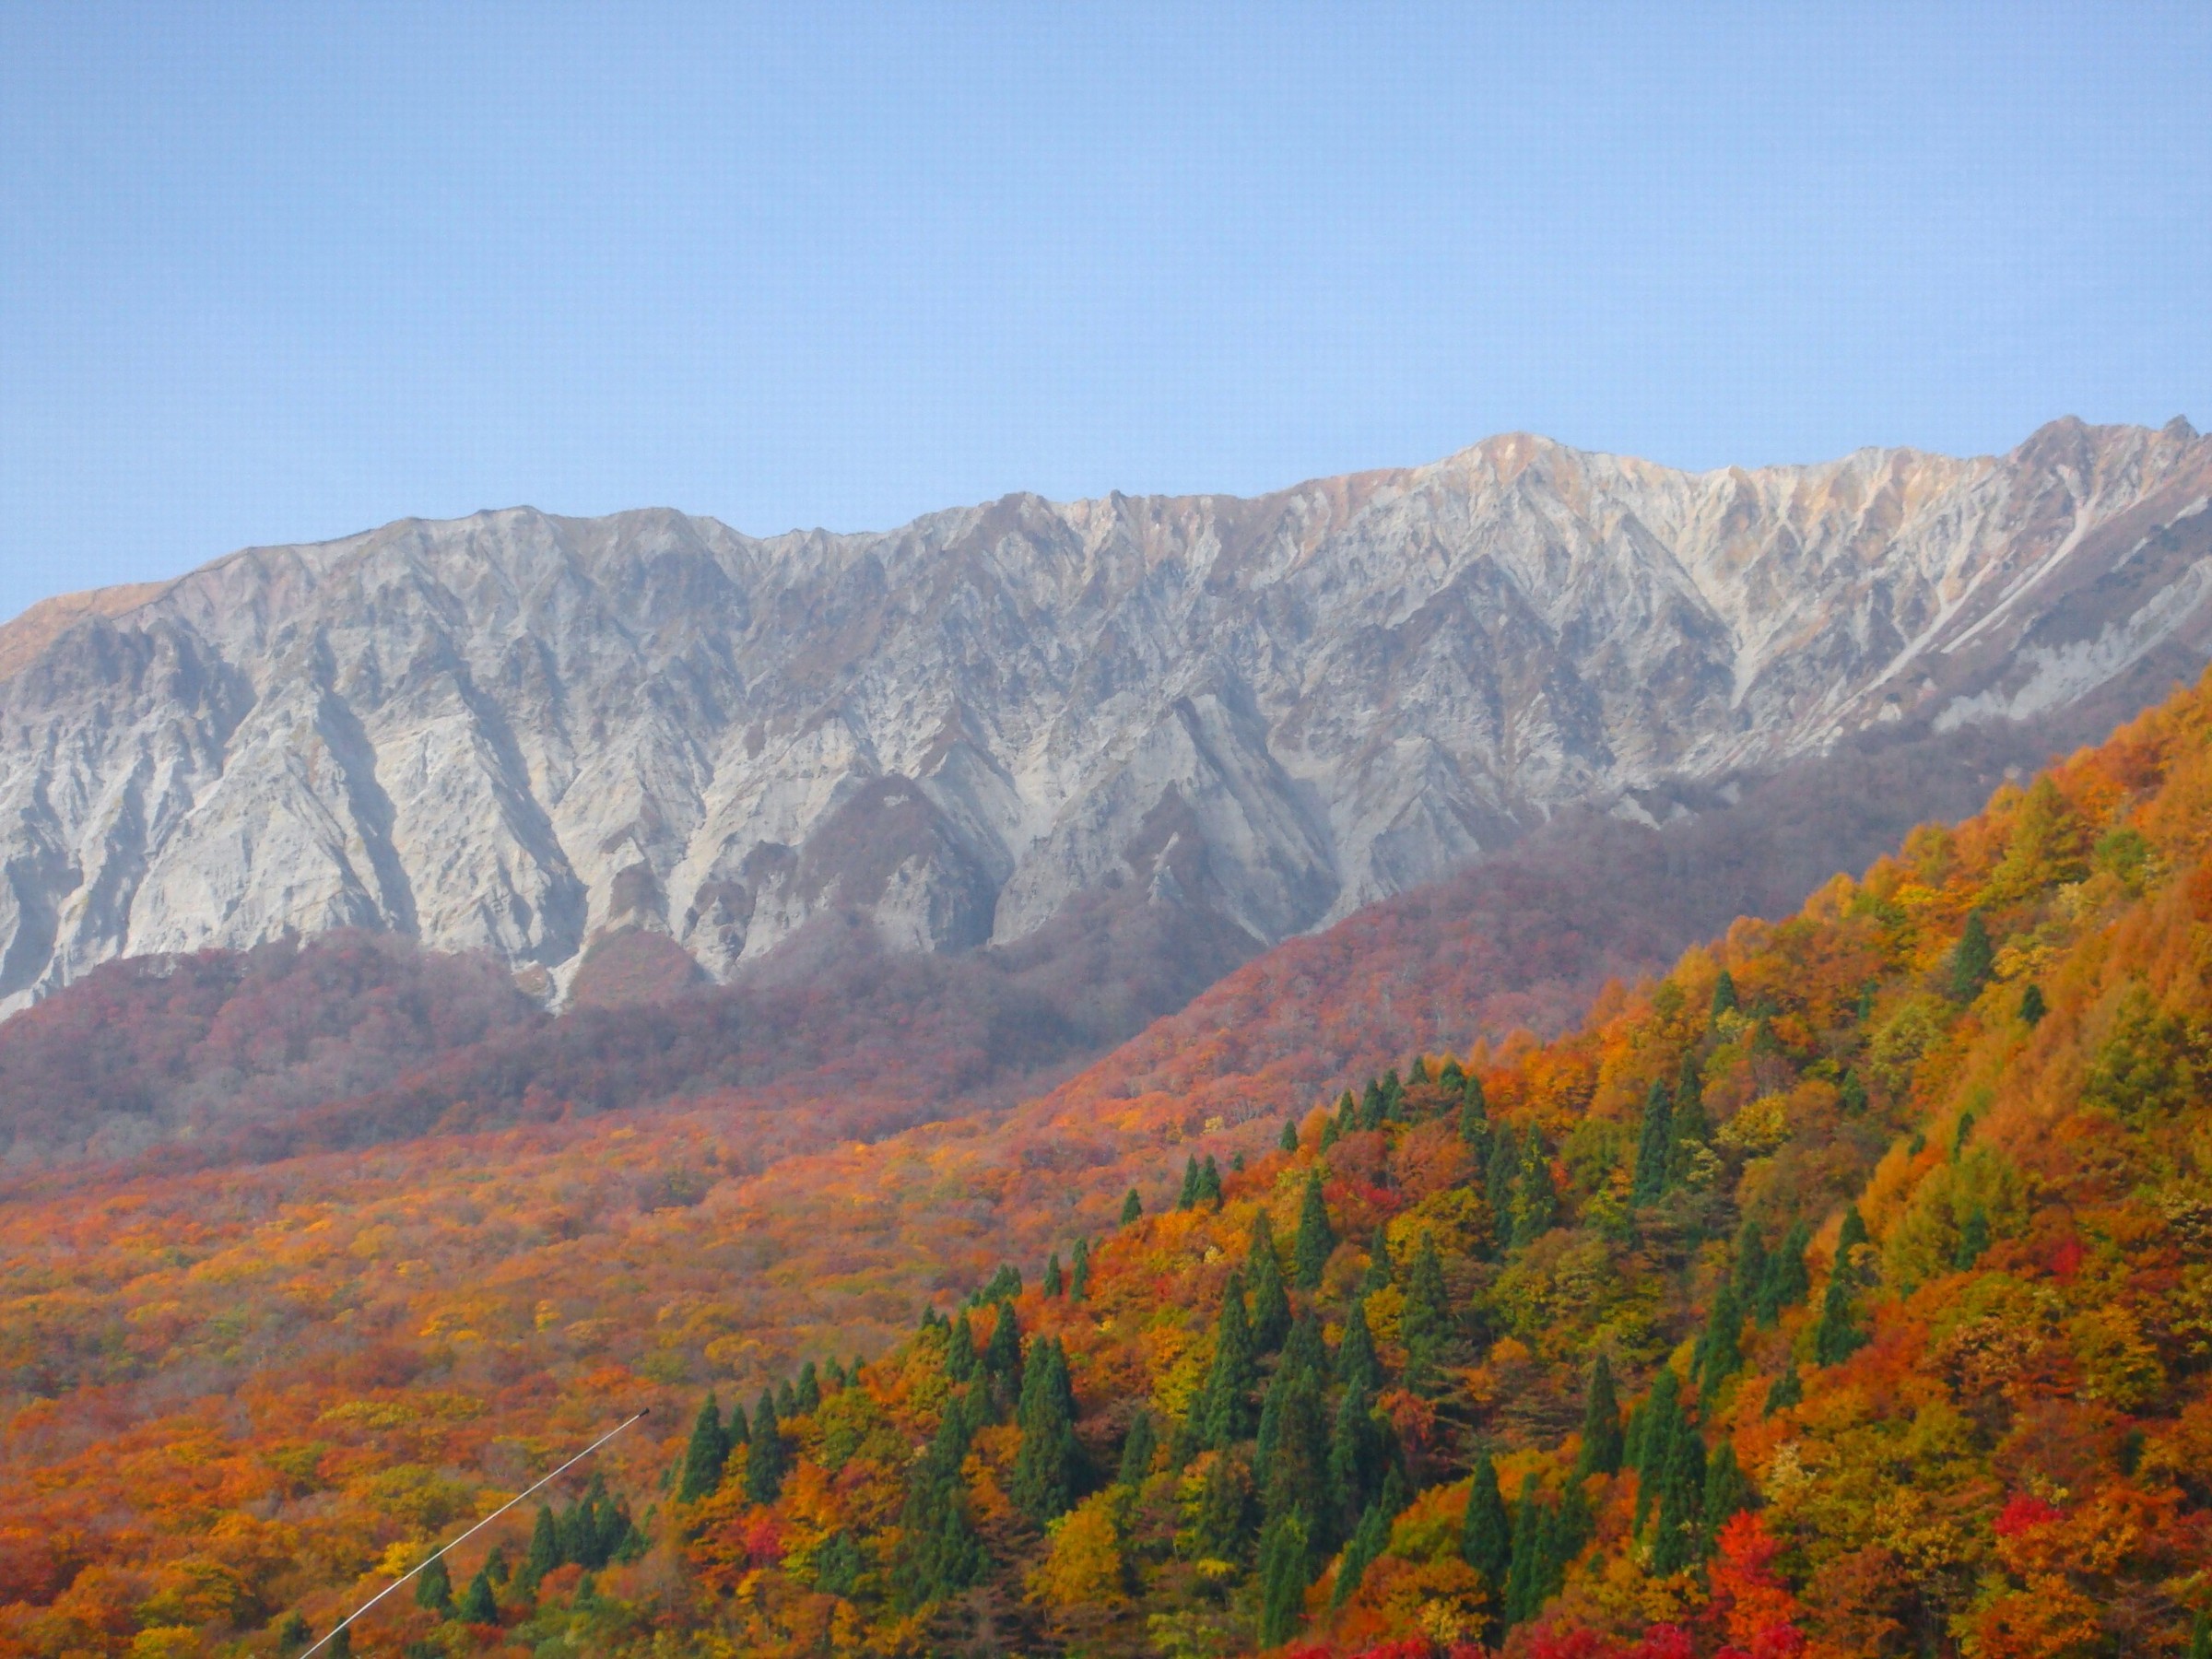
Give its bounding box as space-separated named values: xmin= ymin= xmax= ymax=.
xmin=0 ymin=416 xmax=2206 ymax=1008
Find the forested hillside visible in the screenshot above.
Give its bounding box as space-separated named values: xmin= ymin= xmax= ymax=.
xmin=8 ymin=667 xmax=2212 ymax=1657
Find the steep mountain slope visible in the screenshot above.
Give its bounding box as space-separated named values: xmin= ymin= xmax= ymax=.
xmin=0 ymin=418 xmax=2205 ymax=1012
xmin=7 ymin=664 xmax=2212 ymax=1658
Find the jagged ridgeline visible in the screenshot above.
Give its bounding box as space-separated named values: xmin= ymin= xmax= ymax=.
xmin=620 ymin=668 xmax=2212 ymax=1658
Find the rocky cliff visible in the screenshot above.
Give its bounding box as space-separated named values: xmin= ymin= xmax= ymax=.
xmin=1 ymin=416 xmax=2206 ymax=1009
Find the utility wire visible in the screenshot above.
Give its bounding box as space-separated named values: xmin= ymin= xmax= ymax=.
xmin=298 ymin=1407 xmax=650 ymax=1657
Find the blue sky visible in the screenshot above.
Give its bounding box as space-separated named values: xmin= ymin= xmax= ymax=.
xmin=2 ymin=4 xmax=2206 ymax=620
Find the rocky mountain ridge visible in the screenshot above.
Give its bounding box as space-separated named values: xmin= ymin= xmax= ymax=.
xmin=0 ymin=415 xmax=2206 ymax=1010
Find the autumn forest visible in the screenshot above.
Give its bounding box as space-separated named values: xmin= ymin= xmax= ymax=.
xmin=12 ymin=669 xmax=2212 ymax=1659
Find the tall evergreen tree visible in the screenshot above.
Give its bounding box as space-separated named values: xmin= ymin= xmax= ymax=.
xmin=415 ymin=1551 xmax=453 ymax=1615
xmin=1360 ymin=1224 xmax=1394 ymax=1295
xmin=1765 ymin=1359 xmax=1804 ymax=1416
xmin=1042 ymin=1252 xmax=1065 ymax=1298
xmin=747 ymin=1390 xmax=787 ymax=1505
xmin=1178 ymin=1155 xmax=1202 ymax=1210
xmin=1950 ymin=910 xmax=1994 ymax=1001
xmin=893 ymin=1394 xmax=985 ymax=1608
xmin=1755 ymin=1220 xmax=1813 ymax=1324
xmin=1336 ymin=1299 xmax=1380 ymax=1397
xmin=524 ymin=1505 xmax=559 ymax=1586
xmin=1511 ymin=1129 xmax=1558 ymax=1245
xmin=1732 ymin=1220 xmax=1770 ymax=1309
xmin=1359 ymin=1077 xmax=1387 ymax=1132
xmin=1573 ymin=1354 xmax=1624 ymax=1477
xmin=1257 ymin=1349 xmax=1331 ymax=1539
xmin=795 ymin=1360 xmax=821 ymax=1417
xmin=1293 ymin=1171 xmax=1335 ymax=1288
xmin=946 ymin=1310 xmax=979 ymax=1382
xmin=1192 ymin=1275 xmax=1258 ymax=1449
xmin=457 ymin=1570 xmax=499 ymax=1625
xmin=1070 ymin=1235 xmax=1091 ymax=1300
xmin=1011 ymin=1335 xmax=1082 ymax=1522
xmin=2019 ymin=982 xmax=2048 ymax=1026
xmin=1696 ymin=1283 xmax=1745 ymax=1406
xmin=1247 ymin=1213 xmax=1291 ymax=1353
xmin=677 ymin=1394 xmax=730 ymax=1502
xmin=1120 ymin=1188 xmax=1142 ymax=1226
xmin=1664 ymin=1074 xmax=1712 ymax=1194
xmin=1332 ymin=1500 xmax=1391 ymax=1606
xmin=1700 ymin=1441 xmax=1752 ymax=1555
xmin=1280 ymin=1119 xmax=1301 ymax=1153
xmin=982 ymin=1301 xmax=1024 ymax=1414
xmin=1461 ymin=1450 xmax=1512 ymax=1600
xmin=1711 ymin=969 xmax=1738 ymax=1017
xmin=1485 ymin=1121 xmax=1520 ymax=1239
xmin=1502 ymin=1472 xmax=1545 ymax=1624
xmin=777 ymin=1377 xmax=797 ymax=1418
xmin=1190 ymin=1448 xmax=1256 ymax=1563
xmin=1814 ymin=1206 xmax=1871 ymax=1365
xmin=1630 ymin=1078 xmax=1673 ymax=1205
xmin=1399 ymin=1234 xmax=1453 ymax=1393
xmin=1256 ymin=1513 xmax=1313 ymax=1646
xmin=1117 ymin=1407 xmax=1158 ymax=1488
xmin=1197 ymin=1155 xmax=1224 ymax=1206
xmin=1649 ymin=1418 xmax=1707 ymax=1575
xmin=1459 ymin=1070 xmax=1490 ymax=1152
xmin=1632 ymin=1368 xmax=1684 ymax=1534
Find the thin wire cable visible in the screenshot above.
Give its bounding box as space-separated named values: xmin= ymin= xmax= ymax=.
xmin=298 ymin=1408 xmax=650 ymax=1657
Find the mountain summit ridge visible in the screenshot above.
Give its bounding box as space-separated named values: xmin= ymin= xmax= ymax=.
xmin=0 ymin=417 xmax=2206 ymax=1009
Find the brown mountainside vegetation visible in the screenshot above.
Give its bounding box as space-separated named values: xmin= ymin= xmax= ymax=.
xmin=7 ymin=674 xmax=2212 ymax=1655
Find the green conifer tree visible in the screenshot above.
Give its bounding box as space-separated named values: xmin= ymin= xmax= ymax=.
xmin=1502 ymin=1472 xmax=1545 ymax=1624
xmin=1319 ymin=1115 xmax=1341 ymax=1151
xmin=1573 ymin=1353 xmax=1623 ymax=1477
xmin=747 ymin=1390 xmax=786 ymax=1505
xmin=1765 ymin=1359 xmax=1803 ymax=1416
xmin=1042 ymin=1252 xmax=1064 ymax=1298
xmin=982 ymin=1302 xmax=1024 ymax=1416
xmin=794 ymin=1360 xmax=821 ymax=1416
xmin=1280 ymin=1119 xmax=1300 ymax=1153
xmin=1950 ymin=910 xmax=1994 ymax=1001
xmin=1633 ymin=1369 xmax=1684 ymax=1534
xmin=1117 ymin=1407 xmax=1158 ymax=1488
xmin=946 ymin=1310 xmax=978 ymax=1382
xmin=1332 ymin=1500 xmax=1390 ymax=1606
xmin=457 ymin=1570 xmax=499 ymax=1625
xmin=416 ymin=1551 xmax=453 ymax=1615
xmin=1699 ymin=1442 xmax=1752 ymax=1556
xmin=525 ymin=1505 xmax=559 ymax=1584
xmin=1399 ymin=1233 xmax=1454 ymax=1393
xmin=1178 ymin=1155 xmax=1201 ymax=1210
xmin=1649 ymin=1418 xmax=1707 ymax=1574
xmin=1630 ymin=1079 xmax=1672 ymax=1205
xmin=1711 ymin=970 xmax=1738 ymax=1017
xmin=1247 ymin=1213 xmax=1291 ymax=1352
xmin=1461 ymin=1450 xmax=1512 ymax=1601
xmin=1121 ymin=1188 xmax=1142 ymax=1226
xmin=1197 ymin=1154 xmax=1224 ymax=1206
xmin=1192 ymin=1275 xmax=1258 ymax=1449
xmin=2020 ymin=982 xmax=2047 ymax=1026
xmin=1755 ymin=1219 xmax=1813 ymax=1324
xmin=1360 ymin=1224 xmax=1394 ymax=1294
xmin=1814 ymin=1208 xmax=1871 ymax=1365
xmin=1733 ymin=1220 xmax=1770 ymax=1309
xmin=1336 ymin=1299 xmax=1380 ymax=1397
xmin=1359 ymin=1077 xmax=1386 ymax=1131
xmin=892 ymin=1396 xmax=984 ymax=1608
xmin=677 ymin=1394 xmax=730 ymax=1502
xmin=1486 ymin=1121 xmax=1519 ymax=1235
xmin=1955 ymin=1205 xmax=1991 ymax=1270
xmin=1010 ymin=1335 xmax=1082 ymax=1522
xmin=1070 ymin=1236 xmax=1091 ymax=1301
xmin=1697 ymin=1283 xmax=1745 ymax=1406
xmin=1256 ymin=1512 xmax=1312 ymax=1645
xmin=1293 ymin=1171 xmax=1335 ymax=1288
xmin=1511 ymin=1130 xmax=1559 ymax=1245
xmin=776 ymin=1377 xmax=796 ymax=1418
xmin=1459 ymin=1071 xmax=1490 ymax=1152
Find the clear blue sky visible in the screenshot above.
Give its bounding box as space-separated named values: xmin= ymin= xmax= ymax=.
xmin=2 ymin=4 xmax=2206 ymax=621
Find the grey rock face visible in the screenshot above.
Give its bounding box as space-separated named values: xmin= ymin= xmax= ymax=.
xmin=1 ymin=417 xmax=2207 ymax=1009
